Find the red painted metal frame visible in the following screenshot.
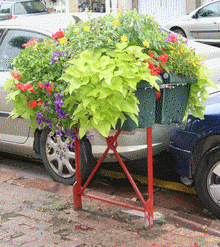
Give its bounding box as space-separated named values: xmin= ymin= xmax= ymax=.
xmin=73 ymin=127 xmax=154 ymax=228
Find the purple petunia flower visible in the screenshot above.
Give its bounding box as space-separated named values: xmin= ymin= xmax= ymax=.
xmin=57 ymin=111 xmax=66 ymax=119
xmin=183 ymin=38 xmax=188 ymax=46
xmin=53 ymin=100 xmax=64 ymax=107
xmin=45 ymin=82 xmax=50 ymax=88
xmin=53 ymin=51 xmax=60 ymax=58
xmin=37 ymin=112 xmax=44 ymax=118
xmin=36 ymin=117 xmax=41 ymax=125
xmin=64 ymin=129 xmax=70 ymax=135
xmin=56 ymin=93 xmax=62 ymax=100
xmin=56 ymin=130 xmax=63 ymax=136
xmin=69 ymin=142 xmax=75 ymax=149
xmin=86 ymin=134 xmax=94 ymax=139
xmin=70 ymin=132 xmax=77 ymax=140
xmin=165 ymin=38 xmax=171 ymax=44
xmin=158 ymin=28 xmax=162 ymax=32
xmin=50 ymin=57 xmax=55 ymax=65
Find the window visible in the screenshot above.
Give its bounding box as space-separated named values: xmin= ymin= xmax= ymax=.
xmin=14 ymin=0 xmax=48 ymax=15
xmin=0 ymin=30 xmax=46 ymax=71
xmin=197 ymin=2 xmax=220 ymax=18
xmin=78 ymin=0 xmax=105 ymax=12
xmin=0 ymin=3 xmax=11 ymax=14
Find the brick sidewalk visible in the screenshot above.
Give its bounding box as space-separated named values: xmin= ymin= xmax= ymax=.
xmin=0 ymin=170 xmax=220 ymax=246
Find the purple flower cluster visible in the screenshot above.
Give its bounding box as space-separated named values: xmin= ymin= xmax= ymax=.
xmin=36 ymin=111 xmax=52 ymax=129
xmin=165 ymin=38 xmax=171 ymax=44
xmin=55 ymin=128 xmax=77 ymax=144
xmin=52 ymin=93 xmax=66 ymax=119
xmin=50 ymin=51 xmax=68 ymax=65
xmin=183 ymin=38 xmax=188 ymax=46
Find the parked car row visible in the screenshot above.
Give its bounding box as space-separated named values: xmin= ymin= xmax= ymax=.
xmin=1 ymin=13 xmax=220 ymax=218
xmin=165 ymin=0 xmax=220 ymax=45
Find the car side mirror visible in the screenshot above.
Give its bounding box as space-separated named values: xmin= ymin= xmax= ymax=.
xmin=192 ymin=13 xmax=198 ymax=19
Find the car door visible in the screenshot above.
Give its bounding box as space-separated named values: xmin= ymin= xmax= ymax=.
xmin=190 ymin=1 xmax=220 ymax=41
xmin=0 ymin=28 xmax=46 ymax=143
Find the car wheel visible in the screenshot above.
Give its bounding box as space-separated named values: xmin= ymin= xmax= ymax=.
xmin=171 ymin=28 xmax=186 ymax=38
xmin=195 ymin=150 xmax=220 ymax=218
xmin=40 ymin=128 xmax=96 ymax=185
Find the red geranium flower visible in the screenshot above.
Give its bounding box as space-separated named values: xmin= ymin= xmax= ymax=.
xmin=38 ymin=82 xmax=45 ymax=89
xmin=168 ymin=34 xmax=178 ymax=43
xmin=148 ymin=62 xmax=154 ymax=69
xmin=149 ymin=52 xmax=154 ymax=58
xmin=11 ymin=71 xmax=21 ymax=80
xmin=52 ymin=29 xmax=65 ymax=40
xmin=159 ymin=54 xmax=168 ymax=66
xmin=22 ymin=37 xmax=38 ymax=48
xmin=27 ymin=100 xmax=38 ymax=108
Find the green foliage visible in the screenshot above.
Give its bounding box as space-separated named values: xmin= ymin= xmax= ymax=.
xmin=5 ymin=9 xmax=217 ymax=140
xmin=61 ymin=43 xmax=158 ymax=137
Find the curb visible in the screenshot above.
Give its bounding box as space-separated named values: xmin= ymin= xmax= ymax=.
xmin=166 ymin=214 xmax=220 ymax=238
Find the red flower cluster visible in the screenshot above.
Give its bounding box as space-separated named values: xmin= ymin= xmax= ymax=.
xmin=11 ymin=71 xmax=21 ymax=80
xmin=147 ymin=52 xmax=169 ymax=76
xmin=148 ymin=63 xmax=163 ymax=76
xmin=46 ymin=86 xmax=53 ymax=95
xmin=159 ymin=54 xmax=168 ymax=66
xmin=27 ymin=100 xmax=43 ymax=108
xmin=16 ymin=82 xmax=35 ymax=93
xmin=52 ymin=29 xmax=65 ymax=40
xmin=38 ymin=82 xmax=45 ymax=89
xmin=168 ymin=34 xmax=178 ymax=43
xmin=22 ymin=37 xmax=38 ymax=48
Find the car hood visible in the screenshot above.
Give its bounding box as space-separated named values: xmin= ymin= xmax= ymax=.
xmin=188 ymin=40 xmax=220 ymax=60
xmin=164 ymin=14 xmax=193 ymax=28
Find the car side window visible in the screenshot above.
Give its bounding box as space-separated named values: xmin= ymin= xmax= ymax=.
xmin=14 ymin=1 xmax=47 ymax=15
xmin=0 ymin=29 xmax=46 ymax=71
xmin=197 ymin=2 xmax=220 ymax=18
xmin=0 ymin=3 xmax=11 ymax=14
xmin=0 ymin=29 xmax=4 ymax=38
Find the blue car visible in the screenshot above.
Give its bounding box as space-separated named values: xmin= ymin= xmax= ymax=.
xmin=170 ymin=88 xmax=220 ymax=218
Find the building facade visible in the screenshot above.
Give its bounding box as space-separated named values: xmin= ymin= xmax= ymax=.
xmin=44 ymin=0 xmax=214 ymax=24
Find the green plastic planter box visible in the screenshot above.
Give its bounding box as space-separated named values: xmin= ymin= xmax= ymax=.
xmin=116 ymin=80 xmax=156 ymax=131
xmin=155 ymin=73 xmax=197 ymax=124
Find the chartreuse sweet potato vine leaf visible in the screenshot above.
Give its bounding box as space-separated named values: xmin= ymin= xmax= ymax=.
xmin=61 ymin=43 xmax=159 ymax=138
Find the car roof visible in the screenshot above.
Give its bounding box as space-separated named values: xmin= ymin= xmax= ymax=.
xmin=0 ymin=13 xmax=76 ymax=35
xmin=0 ymin=12 xmax=105 ymax=35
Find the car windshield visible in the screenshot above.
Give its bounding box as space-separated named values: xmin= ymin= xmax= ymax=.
xmin=14 ymin=0 xmax=48 ymax=15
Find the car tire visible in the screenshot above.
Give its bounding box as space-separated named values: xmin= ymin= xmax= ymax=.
xmin=195 ymin=149 xmax=220 ymax=218
xmin=39 ymin=127 xmax=96 ymax=185
xmin=171 ymin=28 xmax=186 ymax=38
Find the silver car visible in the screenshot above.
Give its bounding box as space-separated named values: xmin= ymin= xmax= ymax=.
xmin=1 ymin=14 xmax=220 ymax=185
xmin=0 ymin=0 xmax=49 ymax=21
xmin=165 ymin=0 xmax=220 ymax=45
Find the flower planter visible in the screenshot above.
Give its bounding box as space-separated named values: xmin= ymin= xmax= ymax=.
xmin=155 ymin=73 xmax=197 ymax=124
xmin=116 ymin=80 xmax=156 ymax=131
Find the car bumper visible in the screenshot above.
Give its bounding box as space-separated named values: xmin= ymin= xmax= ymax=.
xmin=169 ymin=129 xmax=200 ymax=177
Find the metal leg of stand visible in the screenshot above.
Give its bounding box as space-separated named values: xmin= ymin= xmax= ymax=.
xmin=145 ymin=127 xmax=154 ymax=228
xmin=73 ymin=131 xmax=82 ymax=210
xmin=73 ymin=128 xmax=154 ymax=229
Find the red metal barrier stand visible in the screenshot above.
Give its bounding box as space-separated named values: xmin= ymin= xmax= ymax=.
xmin=73 ymin=127 xmax=154 ymax=228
